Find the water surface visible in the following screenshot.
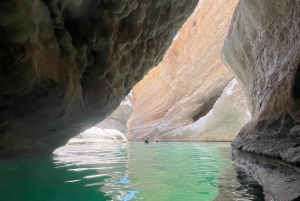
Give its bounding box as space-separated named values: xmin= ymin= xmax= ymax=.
xmin=0 ymin=142 xmax=264 ymax=201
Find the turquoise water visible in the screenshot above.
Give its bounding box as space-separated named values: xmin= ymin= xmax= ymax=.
xmin=0 ymin=142 xmax=264 ymax=201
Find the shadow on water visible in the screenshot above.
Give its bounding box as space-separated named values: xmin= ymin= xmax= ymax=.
xmin=0 ymin=155 xmax=111 ymax=201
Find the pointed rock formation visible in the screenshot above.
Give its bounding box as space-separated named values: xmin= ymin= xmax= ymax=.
xmin=222 ymin=0 xmax=300 ymax=164
xmin=127 ymin=0 xmax=240 ymax=141
xmin=0 ymin=0 xmax=198 ymax=159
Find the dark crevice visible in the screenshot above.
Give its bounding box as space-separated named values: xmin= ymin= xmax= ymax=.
xmin=192 ymin=94 xmax=222 ymax=122
xmin=293 ymin=62 xmax=300 ymax=99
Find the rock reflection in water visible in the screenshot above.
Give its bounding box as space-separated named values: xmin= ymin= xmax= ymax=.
xmin=215 ymin=147 xmax=265 ymax=201
xmin=232 ymin=148 xmax=300 ymax=201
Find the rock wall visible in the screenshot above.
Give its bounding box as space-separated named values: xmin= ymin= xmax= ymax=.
xmin=127 ymin=0 xmax=239 ymax=141
xmin=0 ymin=0 xmax=198 ymax=159
xmin=161 ymin=79 xmax=251 ymax=141
xmin=70 ymin=93 xmax=133 ymax=143
xmin=96 ymin=92 xmax=133 ymax=134
xmin=68 ymin=127 xmax=127 ymax=144
xmin=222 ymin=0 xmax=300 ymax=164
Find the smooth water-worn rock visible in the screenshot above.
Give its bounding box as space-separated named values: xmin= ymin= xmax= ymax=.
xmin=68 ymin=127 xmax=127 ymax=144
xmin=70 ymin=93 xmax=133 ymax=143
xmin=127 ymin=0 xmax=239 ymax=141
xmin=161 ymin=79 xmax=251 ymax=141
xmin=0 ymin=0 xmax=198 ymax=159
xmin=95 ymin=92 xmax=133 ymax=134
xmin=222 ymin=0 xmax=300 ymax=164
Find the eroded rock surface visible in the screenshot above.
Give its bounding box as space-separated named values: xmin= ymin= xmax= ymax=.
xmin=232 ymin=148 xmax=300 ymax=201
xmin=127 ymin=0 xmax=239 ymax=141
xmin=222 ymin=0 xmax=300 ymax=164
xmin=0 ymin=0 xmax=198 ymax=159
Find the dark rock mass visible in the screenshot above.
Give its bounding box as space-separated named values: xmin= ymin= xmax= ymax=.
xmin=0 ymin=0 xmax=198 ymax=159
xmin=222 ymin=0 xmax=300 ymax=164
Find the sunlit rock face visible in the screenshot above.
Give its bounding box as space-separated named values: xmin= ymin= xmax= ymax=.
xmin=68 ymin=127 xmax=127 ymax=144
xmin=222 ymin=0 xmax=300 ymax=164
xmin=70 ymin=93 xmax=133 ymax=143
xmin=127 ymin=0 xmax=239 ymax=141
xmin=161 ymin=79 xmax=251 ymax=141
xmin=96 ymin=92 xmax=133 ymax=134
xmin=0 ymin=0 xmax=198 ymax=159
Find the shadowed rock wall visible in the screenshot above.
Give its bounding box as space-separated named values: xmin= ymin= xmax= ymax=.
xmin=0 ymin=0 xmax=198 ymax=159
xmin=222 ymin=0 xmax=300 ymax=164
xmin=127 ymin=0 xmax=239 ymax=141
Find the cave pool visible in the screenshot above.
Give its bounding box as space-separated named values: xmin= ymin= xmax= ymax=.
xmin=0 ymin=142 xmax=264 ymax=201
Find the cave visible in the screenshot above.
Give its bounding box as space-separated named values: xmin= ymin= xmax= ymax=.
xmin=1 ymin=0 xmax=300 ymax=200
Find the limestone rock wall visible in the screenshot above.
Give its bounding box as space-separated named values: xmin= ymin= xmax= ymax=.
xmin=127 ymin=0 xmax=238 ymax=141
xmin=222 ymin=0 xmax=300 ymax=164
xmin=161 ymin=79 xmax=251 ymax=141
xmin=70 ymin=93 xmax=133 ymax=143
xmin=0 ymin=0 xmax=198 ymax=159
xmin=95 ymin=92 xmax=133 ymax=134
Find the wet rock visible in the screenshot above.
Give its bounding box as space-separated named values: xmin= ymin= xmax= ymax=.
xmin=232 ymin=148 xmax=300 ymax=201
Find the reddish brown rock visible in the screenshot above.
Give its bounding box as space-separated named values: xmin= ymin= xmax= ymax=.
xmin=222 ymin=0 xmax=300 ymax=164
xmin=0 ymin=0 xmax=198 ymax=159
xmin=127 ymin=0 xmax=238 ymax=141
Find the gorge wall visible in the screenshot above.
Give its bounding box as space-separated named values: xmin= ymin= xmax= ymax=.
xmin=69 ymin=93 xmax=133 ymax=144
xmin=0 ymin=0 xmax=198 ymax=159
xmin=222 ymin=0 xmax=300 ymax=164
xmin=127 ymin=0 xmax=244 ymax=141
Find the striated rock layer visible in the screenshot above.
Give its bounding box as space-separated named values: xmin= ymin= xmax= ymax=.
xmin=0 ymin=0 xmax=198 ymax=159
xmin=162 ymin=79 xmax=251 ymax=141
xmin=127 ymin=0 xmax=239 ymax=141
xmin=222 ymin=0 xmax=300 ymax=164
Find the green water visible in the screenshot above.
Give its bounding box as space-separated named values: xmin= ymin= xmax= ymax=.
xmin=0 ymin=142 xmax=264 ymax=201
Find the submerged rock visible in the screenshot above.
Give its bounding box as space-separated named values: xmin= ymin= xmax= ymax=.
xmin=127 ymin=0 xmax=240 ymax=141
xmin=0 ymin=0 xmax=198 ymax=159
xmin=222 ymin=0 xmax=300 ymax=164
xmin=232 ymin=148 xmax=300 ymax=201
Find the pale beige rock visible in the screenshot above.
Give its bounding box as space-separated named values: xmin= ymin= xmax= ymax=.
xmin=222 ymin=0 xmax=300 ymax=163
xmin=128 ymin=0 xmax=238 ymax=141
xmin=161 ymin=79 xmax=251 ymax=141
xmin=71 ymin=93 xmax=133 ymax=143
xmin=96 ymin=92 xmax=133 ymax=134
xmin=68 ymin=127 xmax=127 ymax=144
